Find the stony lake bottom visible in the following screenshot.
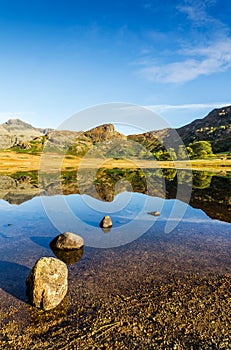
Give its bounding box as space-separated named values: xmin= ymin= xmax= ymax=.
xmin=0 ymin=168 xmax=230 ymax=349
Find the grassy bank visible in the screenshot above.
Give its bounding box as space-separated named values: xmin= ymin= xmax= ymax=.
xmin=0 ymin=150 xmax=230 ymax=174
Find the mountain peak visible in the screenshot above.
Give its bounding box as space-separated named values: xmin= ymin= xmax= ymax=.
xmin=84 ymin=123 xmax=126 ymax=142
xmin=0 ymin=118 xmax=44 ymax=149
xmin=4 ymin=118 xmax=34 ymax=129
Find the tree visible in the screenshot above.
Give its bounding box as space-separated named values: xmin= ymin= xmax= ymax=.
xmin=188 ymin=141 xmax=213 ymax=159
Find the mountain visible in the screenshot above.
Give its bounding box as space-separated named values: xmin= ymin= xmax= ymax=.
xmin=0 ymin=119 xmax=45 ymax=149
xmin=177 ymin=105 xmax=231 ymax=153
xmin=0 ymin=106 xmax=230 ymax=154
xmin=127 ymin=128 xmax=172 ymax=153
xmin=128 ymin=106 xmax=231 ymax=154
xmin=15 ymin=123 xmax=126 ymax=155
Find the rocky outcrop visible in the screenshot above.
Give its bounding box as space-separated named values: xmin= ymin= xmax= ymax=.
xmin=45 ymin=130 xmax=81 ymax=149
xmin=0 ymin=125 xmax=16 ymax=149
xmin=26 ymin=257 xmax=68 ymax=310
xmin=84 ymin=123 xmax=126 ymax=143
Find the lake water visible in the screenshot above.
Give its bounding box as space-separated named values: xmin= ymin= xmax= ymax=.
xmin=0 ymin=168 xmax=230 ymax=348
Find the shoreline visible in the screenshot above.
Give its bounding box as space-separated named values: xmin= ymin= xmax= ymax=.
xmin=0 ymin=151 xmax=230 ymax=174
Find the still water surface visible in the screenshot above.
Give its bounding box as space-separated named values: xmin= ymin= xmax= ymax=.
xmin=0 ymin=169 xmax=230 ymax=332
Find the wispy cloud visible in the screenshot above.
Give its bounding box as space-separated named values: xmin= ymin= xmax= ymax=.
xmin=139 ymin=39 xmax=231 ymax=83
xmin=118 ymin=102 xmax=231 ymax=115
xmin=144 ymin=102 xmax=231 ymax=128
xmin=177 ymin=0 xmax=221 ymax=28
xmin=137 ymin=0 xmax=231 ymax=84
xmin=145 ymin=102 xmax=231 ymax=112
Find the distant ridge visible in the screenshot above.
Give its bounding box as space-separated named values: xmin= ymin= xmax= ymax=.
xmin=177 ymin=105 xmax=231 ymax=152
xmin=0 ymin=105 xmax=230 ymax=153
xmin=128 ymin=105 xmax=231 ymax=154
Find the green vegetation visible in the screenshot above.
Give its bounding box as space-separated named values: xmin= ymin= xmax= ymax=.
xmin=10 ymin=170 xmax=38 ymax=185
xmin=187 ymin=141 xmax=214 ymax=159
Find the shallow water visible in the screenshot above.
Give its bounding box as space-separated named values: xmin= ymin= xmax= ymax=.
xmin=0 ymin=189 xmax=230 ymax=299
xmin=0 ymin=170 xmax=230 ymax=349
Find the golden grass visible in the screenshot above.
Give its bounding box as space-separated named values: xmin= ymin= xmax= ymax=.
xmin=0 ymin=151 xmax=230 ymax=174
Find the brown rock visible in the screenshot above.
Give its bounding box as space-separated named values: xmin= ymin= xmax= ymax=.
xmin=100 ymin=215 xmax=113 ymax=228
xmin=50 ymin=232 xmax=84 ymax=250
xmin=148 ymin=211 xmax=160 ymax=216
xmin=26 ymin=257 xmax=68 ymax=310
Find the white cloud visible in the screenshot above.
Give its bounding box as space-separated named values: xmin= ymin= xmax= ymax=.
xmin=145 ymin=102 xmax=231 ymax=112
xmin=177 ymin=0 xmax=220 ymax=28
xmin=139 ymin=37 xmax=231 ymax=83
xmin=144 ymin=102 xmax=231 ymax=128
xmin=137 ymin=0 xmax=231 ymax=84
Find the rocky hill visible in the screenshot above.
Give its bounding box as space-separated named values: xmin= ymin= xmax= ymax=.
xmin=0 ymin=119 xmax=45 ymax=149
xmin=177 ymin=106 xmax=231 ymax=153
xmin=0 ymin=105 xmax=230 ymax=155
xmin=0 ymin=119 xmax=127 ymax=154
xmin=128 ymin=106 xmax=231 ymax=154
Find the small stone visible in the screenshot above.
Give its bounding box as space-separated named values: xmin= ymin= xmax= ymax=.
xmin=50 ymin=232 xmax=84 ymax=250
xmin=148 ymin=211 xmax=160 ymax=216
xmin=100 ymin=215 xmax=112 ymax=228
xmin=26 ymin=257 xmax=68 ymax=310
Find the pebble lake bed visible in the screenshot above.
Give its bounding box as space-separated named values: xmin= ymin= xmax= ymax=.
xmin=0 ymin=171 xmax=231 ymax=349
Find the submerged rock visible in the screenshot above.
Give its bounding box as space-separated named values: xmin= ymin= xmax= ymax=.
xmin=26 ymin=257 xmax=68 ymax=310
xmin=50 ymin=232 xmax=84 ymax=250
xmin=101 ymin=227 xmax=112 ymax=234
xmin=100 ymin=215 xmax=113 ymax=228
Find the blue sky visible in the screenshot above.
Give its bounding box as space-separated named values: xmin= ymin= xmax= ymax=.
xmin=0 ymin=0 xmax=231 ymax=130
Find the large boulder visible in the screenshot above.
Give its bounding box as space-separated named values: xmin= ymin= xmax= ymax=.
xmin=100 ymin=215 xmax=113 ymax=228
xmin=50 ymin=232 xmax=84 ymax=250
xmin=26 ymin=257 xmax=68 ymax=310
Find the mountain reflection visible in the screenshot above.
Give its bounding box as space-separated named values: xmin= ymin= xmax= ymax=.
xmin=0 ymin=168 xmax=230 ymax=223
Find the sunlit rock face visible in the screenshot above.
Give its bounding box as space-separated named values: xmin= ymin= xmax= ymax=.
xmin=50 ymin=232 xmax=84 ymax=250
xmin=100 ymin=215 xmax=113 ymax=228
xmin=26 ymin=257 xmax=68 ymax=311
xmin=0 ymin=119 xmax=44 ymax=149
